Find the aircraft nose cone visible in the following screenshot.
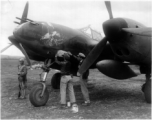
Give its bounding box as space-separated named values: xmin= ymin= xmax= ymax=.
xmin=8 ymin=35 xmax=15 ymax=41
xmin=8 ymin=35 xmax=17 ymax=43
xmin=13 ymin=23 xmax=25 ymax=38
xmin=103 ymin=18 xmax=128 ymax=39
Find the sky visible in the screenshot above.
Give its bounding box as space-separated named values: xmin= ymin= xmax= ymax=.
xmin=1 ymin=0 xmax=151 ymax=56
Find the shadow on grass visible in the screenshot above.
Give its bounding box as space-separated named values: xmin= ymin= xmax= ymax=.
xmin=74 ymin=82 xmax=144 ymax=103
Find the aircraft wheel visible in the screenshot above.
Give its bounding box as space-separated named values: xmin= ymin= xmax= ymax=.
xmin=51 ymin=72 xmax=61 ymax=89
xmin=29 ymin=83 xmax=49 ymax=107
xmin=143 ymin=79 xmax=151 ymax=103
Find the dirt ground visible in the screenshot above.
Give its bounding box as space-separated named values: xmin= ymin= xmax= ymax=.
xmin=1 ymin=59 xmax=151 ymax=119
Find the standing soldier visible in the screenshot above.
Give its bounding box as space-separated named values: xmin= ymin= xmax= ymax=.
xmin=55 ymin=50 xmax=78 ymax=113
xmin=18 ymin=58 xmax=27 ymax=99
xmin=77 ymin=53 xmax=91 ymax=106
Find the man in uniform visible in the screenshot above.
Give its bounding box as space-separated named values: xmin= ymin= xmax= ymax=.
xmin=77 ymin=53 xmax=91 ymax=106
xmin=55 ymin=50 xmax=78 ymax=112
xmin=18 ymin=58 xmax=28 ymax=99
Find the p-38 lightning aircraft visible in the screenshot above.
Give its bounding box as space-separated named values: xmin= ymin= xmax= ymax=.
xmin=1 ymin=1 xmax=151 ymax=107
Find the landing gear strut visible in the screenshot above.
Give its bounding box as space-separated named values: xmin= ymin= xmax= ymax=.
xmin=29 ymin=59 xmax=52 ymax=107
xmin=51 ymin=72 xmax=61 ymax=89
xmin=29 ymin=70 xmax=50 ymax=107
xmin=142 ymin=74 xmax=151 ymax=103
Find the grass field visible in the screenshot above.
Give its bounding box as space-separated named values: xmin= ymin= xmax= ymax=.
xmin=1 ymin=59 xmax=151 ymax=119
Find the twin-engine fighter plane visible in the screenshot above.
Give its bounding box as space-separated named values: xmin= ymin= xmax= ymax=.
xmin=1 ymin=1 xmax=113 ymax=107
xmin=2 ymin=1 xmax=151 ymax=106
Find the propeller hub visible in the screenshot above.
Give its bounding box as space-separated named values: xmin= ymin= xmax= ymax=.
xmin=103 ymin=18 xmax=128 ymax=39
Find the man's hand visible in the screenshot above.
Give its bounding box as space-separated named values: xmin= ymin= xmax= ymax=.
xmin=56 ymin=50 xmax=68 ymax=57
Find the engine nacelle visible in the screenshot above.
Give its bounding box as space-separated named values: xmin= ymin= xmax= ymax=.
xmin=96 ymin=60 xmax=137 ymax=80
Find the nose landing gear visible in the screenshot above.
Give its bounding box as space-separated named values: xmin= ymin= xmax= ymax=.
xmin=29 ymin=81 xmax=49 ymax=107
xmin=29 ymin=60 xmax=52 ymax=107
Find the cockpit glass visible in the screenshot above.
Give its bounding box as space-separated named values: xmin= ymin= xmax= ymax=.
xmin=79 ymin=26 xmax=102 ymax=41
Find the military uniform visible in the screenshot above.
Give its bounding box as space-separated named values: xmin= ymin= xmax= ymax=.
xmin=77 ymin=53 xmax=90 ymax=105
xmin=55 ymin=51 xmax=77 ymax=107
xmin=18 ymin=59 xmax=27 ymax=99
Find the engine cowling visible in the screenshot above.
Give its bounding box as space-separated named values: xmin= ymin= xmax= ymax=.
xmin=96 ymin=60 xmax=137 ymax=80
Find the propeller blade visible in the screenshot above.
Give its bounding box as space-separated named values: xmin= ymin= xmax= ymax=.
xmin=20 ymin=1 xmax=28 ymax=24
xmin=19 ymin=43 xmax=31 ymax=66
xmin=1 ymin=44 xmax=13 ymax=53
xmin=105 ymin=1 xmax=113 ymax=19
xmin=78 ymin=37 xmax=108 ymax=74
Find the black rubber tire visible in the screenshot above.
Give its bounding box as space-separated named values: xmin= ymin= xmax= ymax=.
xmin=29 ymin=83 xmax=49 ymax=107
xmin=143 ymin=79 xmax=151 ymax=103
xmin=51 ymin=72 xmax=61 ymax=89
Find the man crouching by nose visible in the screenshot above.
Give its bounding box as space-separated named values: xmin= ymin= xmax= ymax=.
xmin=55 ymin=50 xmax=78 ymax=113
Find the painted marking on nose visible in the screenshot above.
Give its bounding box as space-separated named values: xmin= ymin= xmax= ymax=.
xmin=41 ymin=33 xmax=50 ymax=39
xmin=41 ymin=31 xmax=63 ymax=46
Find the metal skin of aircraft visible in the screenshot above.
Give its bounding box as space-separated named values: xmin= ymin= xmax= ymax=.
xmin=2 ymin=1 xmax=114 ymax=107
xmin=1 ymin=1 xmax=151 ymax=106
xmin=79 ymin=1 xmax=151 ymax=104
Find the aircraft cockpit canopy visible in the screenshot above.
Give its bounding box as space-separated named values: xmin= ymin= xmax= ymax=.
xmin=79 ymin=25 xmax=102 ymax=41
